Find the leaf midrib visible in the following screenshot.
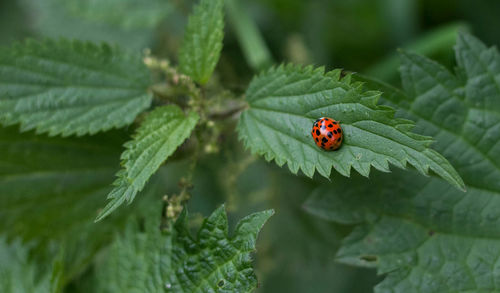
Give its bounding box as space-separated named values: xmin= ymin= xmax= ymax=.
xmin=5 ymin=50 xmax=143 ymax=85
xmin=6 ymin=93 xmax=148 ymax=115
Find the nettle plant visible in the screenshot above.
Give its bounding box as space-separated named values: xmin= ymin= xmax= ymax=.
xmin=1 ymin=0 xmax=500 ymax=292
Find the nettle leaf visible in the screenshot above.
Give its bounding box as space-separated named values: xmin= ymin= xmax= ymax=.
xmin=305 ymin=170 xmax=500 ymax=293
xmin=0 ymin=39 xmax=152 ymax=136
xmin=96 ymin=105 xmax=199 ymax=221
xmin=304 ymin=33 xmax=500 ymax=292
xmin=0 ymin=126 xmax=122 ymax=242
xmin=237 ymin=64 xmax=464 ymax=190
xmin=20 ymin=0 xmax=160 ymax=51
xmin=0 ymin=125 xmax=170 ymax=283
xmin=178 ymin=0 xmax=224 ymax=85
xmin=61 ymin=0 xmax=172 ymax=30
xmin=0 ymin=126 xmax=133 ymax=281
xmin=0 ymin=237 xmax=56 ymax=293
xmin=96 ymin=205 xmax=273 ymax=293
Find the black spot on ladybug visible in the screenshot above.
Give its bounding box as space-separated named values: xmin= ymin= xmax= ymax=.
xmin=337 ymin=138 xmax=341 ymax=142
xmin=322 ymin=137 xmax=328 ymax=143
xmin=315 ymin=129 xmax=320 ymax=136
xmin=333 ymin=121 xmax=338 ymax=125
xmin=333 ymin=129 xmax=337 ymax=134
xmin=337 ymin=128 xmax=342 ymax=133
xmin=329 ymin=146 xmax=334 ymax=150
xmin=327 ymin=132 xmax=333 ymax=138
xmin=328 ymin=124 xmax=333 ymax=128
xmin=315 ymin=119 xmax=320 ymax=122
xmin=315 ymin=138 xmax=319 ymax=142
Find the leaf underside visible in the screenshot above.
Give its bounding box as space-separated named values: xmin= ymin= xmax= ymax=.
xmin=97 ymin=205 xmax=274 ymax=293
xmin=237 ymin=64 xmax=464 ymax=190
xmin=178 ymin=0 xmax=224 ymax=84
xmin=96 ymin=105 xmax=199 ymax=221
xmin=0 ymin=38 xmax=152 ymax=136
xmin=305 ymin=32 xmax=500 ymax=293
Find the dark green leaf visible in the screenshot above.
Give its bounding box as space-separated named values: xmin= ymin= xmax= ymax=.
xmin=96 ymin=205 xmax=273 ymax=292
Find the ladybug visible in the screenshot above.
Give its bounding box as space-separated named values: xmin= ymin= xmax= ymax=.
xmin=311 ymin=117 xmax=343 ymax=151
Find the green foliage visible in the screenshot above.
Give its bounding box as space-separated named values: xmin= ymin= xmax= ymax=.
xmin=0 ymin=39 xmax=152 ymax=136
xmin=178 ymin=0 xmax=224 ymax=84
xmin=97 ymin=205 xmax=273 ymax=292
xmin=304 ymin=32 xmax=500 ymax=292
xmin=305 ymin=170 xmax=500 ymax=293
xmin=20 ymin=0 xmax=168 ymax=51
xmin=0 ymin=237 xmax=58 ymax=293
xmin=3 ymin=0 xmax=500 ymax=291
xmin=237 ymin=64 xmax=464 ymax=190
xmin=0 ymin=126 xmax=131 ymax=282
xmin=226 ymin=0 xmax=273 ymax=70
xmin=97 ymin=105 xmax=199 ymax=221
xmin=61 ymin=0 xmax=172 ymax=30
xmin=0 ymin=126 xmax=120 ymax=241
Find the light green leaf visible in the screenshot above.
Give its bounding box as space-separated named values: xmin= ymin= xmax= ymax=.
xmin=96 ymin=205 xmax=273 ymax=293
xmin=0 ymin=39 xmax=152 ymax=136
xmin=304 ymin=33 xmax=500 ymax=292
xmin=237 ymin=64 xmax=464 ymax=190
xmin=0 ymin=237 xmax=53 ymax=293
xmin=96 ymin=105 xmax=199 ymax=221
xmin=178 ymin=0 xmax=224 ymax=84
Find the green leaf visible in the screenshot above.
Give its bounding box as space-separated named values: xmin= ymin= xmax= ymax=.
xmin=96 ymin=105 xmax=199 ymax=221
xmin=0 ymin=126 xmax=122 ymax=242
xmin=178 ymin=0 xmax=224 ymax=84
xmin=0 ymin=125 xmax=169 ymax=284
xmin=364 ymin=22 xmax=469 ymax=82
xmin=59 ymin=0 xmax=172 ymax=30
xmin=20 ymin=0 xmax=166 ymax=51
xmin=305 ymin=33 xmax=500 ymax=292
xmin=0 ymin=39 xmax=152 ymax=136
xmin=237 ymin=64 xmax=464 ymax=190
xmin=226 ymin=0 xmax=273 ymax=70
xmin=96 ymin=205 xmax=273 ymax=292
xmin=305 ymin=170 xmax=500 ymax=293
xmin=0 ymin=237 xmax=53 ymax=293
xmin=378 ymin=32 xmax=500 ymax=194
xmin=0 ymin=126 xmax=128 ymax=280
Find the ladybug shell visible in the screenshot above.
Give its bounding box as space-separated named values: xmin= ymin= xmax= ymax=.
xmin=311 ymin=117 xmax=343 ymax=151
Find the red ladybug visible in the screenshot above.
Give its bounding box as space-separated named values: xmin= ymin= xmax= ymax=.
xmin=311 ymin=117 xmax=343 ymax=151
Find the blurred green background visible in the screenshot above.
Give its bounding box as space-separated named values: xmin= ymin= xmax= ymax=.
xmin=1 ymin=0 xmax=499 ymax=292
